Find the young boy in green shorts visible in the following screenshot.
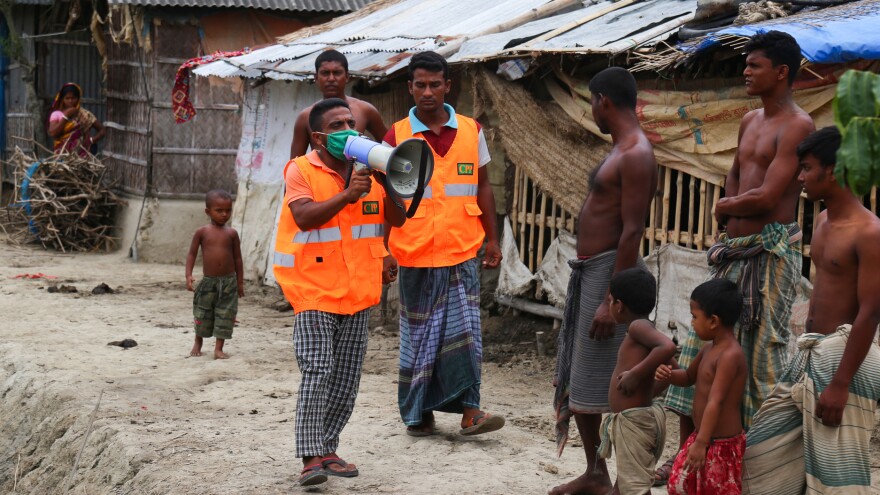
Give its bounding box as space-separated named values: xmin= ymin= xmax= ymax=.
xmin=599 ymin=267 xmax=677 ymax=494
xmin=185 ymin=189 xmax=244 ymax=359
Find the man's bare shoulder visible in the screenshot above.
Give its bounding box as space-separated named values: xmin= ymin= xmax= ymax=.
xmin=617 ymin=136 xmax=657 ymax=169
xmin=296 ymin=105 xmax=313 ymax=120
xmin=346 ymin=95 xmax=379 ymax=111
xmin=855 ymin=209 xmax=880 ymax=246
xmin=741 ymin=108 xmax=762 ymax=125
xmin=781 ymin=108 xmax=815 ymax=134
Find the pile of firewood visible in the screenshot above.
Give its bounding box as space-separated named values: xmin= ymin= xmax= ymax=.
xmin=1 ymin=146 xmax=124 ymax=252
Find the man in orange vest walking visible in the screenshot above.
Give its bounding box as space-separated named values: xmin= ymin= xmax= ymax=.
xmin=274 ymin=98 xmax=405 ymax=487
xmin=383 ymin=51 xmax=504 ymax=437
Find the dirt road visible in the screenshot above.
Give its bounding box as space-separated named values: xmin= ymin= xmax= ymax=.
xmin=1 ymin=242 xmax=877 ymax=494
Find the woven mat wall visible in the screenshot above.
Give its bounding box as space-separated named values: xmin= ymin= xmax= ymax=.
xmin=474 ymin=67 xmax=611 ymax=216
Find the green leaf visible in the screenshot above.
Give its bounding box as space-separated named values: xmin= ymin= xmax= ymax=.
xmin=874 ymin=71 xmax=880 ymax=118
xmin=833 ymin=70 xmax=880 ymax=131
xmin=837 ymin=117 xmax=880 ymax=196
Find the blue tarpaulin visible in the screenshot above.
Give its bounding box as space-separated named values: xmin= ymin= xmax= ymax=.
xmin=700 ymin=1 xmax=880 ymax=63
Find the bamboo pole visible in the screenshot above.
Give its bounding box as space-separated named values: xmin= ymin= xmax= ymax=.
xmin=528 ymin=180 xmax=539 ymax=272
xmin=519 ymin=170 xmax=528 ymax=264
xmin=537 ymin=191 xmax=548 ymax=266
xmin=648 ymin=181 xmax=658 ymax=252
xmin=673 ymin=170 xmax=683 ymax=245
xmin=511 ymin=166 xmax=520 ymax=234
xmin=687 ymin=175 xmax=696 ymax=249
xmin=711 ymin=184 xmax=721 ymax=240
xmin=659 ymin=167 xmax=672 ymax=245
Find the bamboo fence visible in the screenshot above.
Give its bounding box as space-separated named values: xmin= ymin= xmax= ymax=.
xmin=510 ymin=163 xmax=879 ymax=283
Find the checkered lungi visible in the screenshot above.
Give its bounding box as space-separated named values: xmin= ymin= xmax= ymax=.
xmin=293 ymin=309 xmax=370 ymax=458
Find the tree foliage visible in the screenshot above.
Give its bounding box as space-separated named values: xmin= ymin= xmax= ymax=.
xmin=833 ymin=70 xmax=880 ymax=195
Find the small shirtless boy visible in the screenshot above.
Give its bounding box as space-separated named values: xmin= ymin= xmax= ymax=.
xmin=598 ymin=268 xmax=676 ymax=495
xmin=656 ymin=278 xmax=747 ymax=494
xmin=185 ymin=189 xmax=244 ymax=359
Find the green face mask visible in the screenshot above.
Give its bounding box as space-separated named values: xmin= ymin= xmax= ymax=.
xmin=318 ymin=129 xmax=359 ymax=160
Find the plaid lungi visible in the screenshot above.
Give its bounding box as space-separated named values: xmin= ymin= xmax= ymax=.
xmin=397 ymin=258 xmax=482 ymax=426
xmin=293 ymin=309 xmax=370 ymax=458
xmin=666 ymin=222 xmax=802 ymax=429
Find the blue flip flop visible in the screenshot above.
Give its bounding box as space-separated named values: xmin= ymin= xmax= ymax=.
xmin=299 ymin=464 xmax=328 ymax=486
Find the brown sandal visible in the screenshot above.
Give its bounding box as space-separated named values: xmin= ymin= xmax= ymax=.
xmin=459 ymin=412 xmax=505 ymax=436
xmin=653 ymin=457 xmax=676 ymax=486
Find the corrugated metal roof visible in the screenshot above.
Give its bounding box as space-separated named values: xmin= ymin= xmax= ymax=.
xmin=106 ymin=0 xmax=370 ymax=12
xmin=192 ymin=0 xmax=701 ymax=80
xmin=452 ymin=0 xmax=698 ymax=61
xmin=194 ymin=0 xmax=583 ymax=80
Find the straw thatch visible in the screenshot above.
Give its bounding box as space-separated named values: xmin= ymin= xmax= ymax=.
xmin=474 ymin=67 xmax=611 ymax=216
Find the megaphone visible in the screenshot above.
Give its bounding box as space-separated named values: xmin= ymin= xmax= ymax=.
xmin=343 ymin=135 xmax=434 ymax=199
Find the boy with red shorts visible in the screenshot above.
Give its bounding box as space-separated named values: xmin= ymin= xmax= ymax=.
xmin=656 ymin=278 xmax=747 ymax=494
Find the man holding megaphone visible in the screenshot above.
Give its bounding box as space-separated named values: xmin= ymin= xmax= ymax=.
xmin=383 ymin=51 xmax=505 ymax=438
xmin=274 ymin=98 xmax=405 ymax=487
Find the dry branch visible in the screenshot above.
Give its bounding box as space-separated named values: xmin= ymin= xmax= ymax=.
xmin=1 ymin=146 xmax=125 ymax=252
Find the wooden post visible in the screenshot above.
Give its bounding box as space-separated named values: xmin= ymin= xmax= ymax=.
xmin=536 ymin=331 xmax=547 ymax=356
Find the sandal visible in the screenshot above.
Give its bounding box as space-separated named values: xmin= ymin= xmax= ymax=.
xmin=321 ymin=457 xmax=359 ymax=478
xmin=299 ymin=463 xmax=327 ymax=487
xmin=653 ymin=457 xmax=676 ymax=487
xmin=459 ymin=412 xmax=505 ymax=436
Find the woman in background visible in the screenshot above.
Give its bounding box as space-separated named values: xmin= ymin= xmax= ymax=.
xmin=47 ymin=82 xmax=105 ymax=156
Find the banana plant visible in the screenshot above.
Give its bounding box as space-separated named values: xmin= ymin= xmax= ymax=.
xmin=833 ymin=69 xmax=880 ymax=196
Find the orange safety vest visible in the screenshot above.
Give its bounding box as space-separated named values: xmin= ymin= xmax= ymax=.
xmin=273 ymin=152 xmax=388 ymax=315
xmin=388 ymin=115 xmax=484 ymax=268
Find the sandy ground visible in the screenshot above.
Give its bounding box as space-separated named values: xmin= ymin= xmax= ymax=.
xmin=1 ymin=241 xmax=878 ymax=494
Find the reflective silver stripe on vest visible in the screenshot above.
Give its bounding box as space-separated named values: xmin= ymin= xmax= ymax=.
xmin=351 ymin=223 xmax=384 ymax=240
xmin=273 ymin=252 xmax=295 ymax=267
xmin=292 ymin=227 xmax=342 ymax=244
xmin=421 ymin=186 xmax=433 ymax=199
xmin=444 ymin=184 xmax=478 ymax=197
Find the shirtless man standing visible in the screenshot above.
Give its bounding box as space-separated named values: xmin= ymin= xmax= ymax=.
xmin=658 ymin=31 xmax=815 ymax=486
xmin=742 ymin=126 xmax=880 ymax=494
xmin=290 ymin=49 xmax=387 ymax=159
xmin=551 ymin=67 xmax=658 ymax=495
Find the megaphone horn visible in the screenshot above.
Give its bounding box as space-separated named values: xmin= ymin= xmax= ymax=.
xmin=343 ymin=135 xmax=434 ymax=199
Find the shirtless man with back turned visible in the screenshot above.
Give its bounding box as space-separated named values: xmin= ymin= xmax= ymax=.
xmin=742 ymin=126 xmax=880 ymax=494
xmin=551 ymin=66 xmax=658 ymax=495
xmin=290 ymin=49 xmax=387 ymax=159
xmin=658 ymin=30 xmax=815 ymax=486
